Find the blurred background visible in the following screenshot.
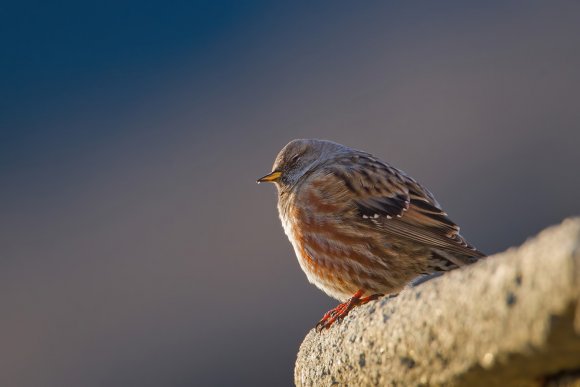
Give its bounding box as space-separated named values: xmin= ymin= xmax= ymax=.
xmin=1 ymin=1 xmax=579 ymax=386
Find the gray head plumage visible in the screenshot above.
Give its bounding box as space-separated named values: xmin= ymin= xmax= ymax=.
xmin=257 ymin=139 xmax=349 ymax=190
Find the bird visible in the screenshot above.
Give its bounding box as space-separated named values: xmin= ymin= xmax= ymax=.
xmin=257 ymin=139 xmax=485 ymax=331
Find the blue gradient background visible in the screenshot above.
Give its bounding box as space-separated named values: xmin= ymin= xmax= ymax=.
xmin=2 ymin=2 xmax=579 ymax=386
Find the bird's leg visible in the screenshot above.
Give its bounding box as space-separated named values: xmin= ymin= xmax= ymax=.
xmin=315 ymin=290 xmax=382 ymax=332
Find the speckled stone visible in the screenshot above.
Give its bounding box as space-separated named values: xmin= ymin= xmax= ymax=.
xmin=295 ymin=218 xmax=580 ymax=386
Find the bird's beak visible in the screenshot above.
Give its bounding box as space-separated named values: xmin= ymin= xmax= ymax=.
xmin=257 ymin=171 xmax=282 ymax=183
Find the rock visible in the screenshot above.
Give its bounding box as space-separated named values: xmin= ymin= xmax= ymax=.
xmin=294 ymin=218 xmax=580 ymax=386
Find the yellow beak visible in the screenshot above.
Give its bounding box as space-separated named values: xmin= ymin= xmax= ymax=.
xmin=257 ymin=170 xmax=282 ymax=183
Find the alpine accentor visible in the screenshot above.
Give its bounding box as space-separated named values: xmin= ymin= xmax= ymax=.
xmin=257 ymin=139 xmax=485 ymax=330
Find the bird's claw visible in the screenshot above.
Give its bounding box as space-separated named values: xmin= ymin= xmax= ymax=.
xmin=315 ymin=299 xmax=354 ymax=332
xmin=314 ymin=291 xmax=383 ymax=332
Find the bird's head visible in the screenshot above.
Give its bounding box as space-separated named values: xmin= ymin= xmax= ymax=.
xmin=257 ymin=139 xmax=347 ymax=191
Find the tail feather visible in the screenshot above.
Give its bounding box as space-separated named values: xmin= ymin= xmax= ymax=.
xmin=428 ymin=248 xmax=486 ymax=273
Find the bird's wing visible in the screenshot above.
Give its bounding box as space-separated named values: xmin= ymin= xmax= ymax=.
xmin=324 ymin=154 xmax=485 ymax=261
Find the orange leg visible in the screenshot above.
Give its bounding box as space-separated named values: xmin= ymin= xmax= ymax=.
xmin=315 ymin=290 xmax=382 ymax=332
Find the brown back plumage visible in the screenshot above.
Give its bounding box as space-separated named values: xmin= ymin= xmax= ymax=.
xmin=297 ymin=150 xmax=485 ymax=271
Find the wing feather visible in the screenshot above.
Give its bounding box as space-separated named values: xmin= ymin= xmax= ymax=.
xmin=326 ymin=153 xmax=484 ymax=260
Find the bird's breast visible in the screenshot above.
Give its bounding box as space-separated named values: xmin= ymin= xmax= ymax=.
xmin=277 ymin=189 xmax=398 ymax=300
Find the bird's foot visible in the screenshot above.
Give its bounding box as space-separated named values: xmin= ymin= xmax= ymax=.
xmin=315 ymin=290 xmax=381 ymax=332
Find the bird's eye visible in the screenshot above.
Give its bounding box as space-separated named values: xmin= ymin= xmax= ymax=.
xmin=291 ymin=155 xmax=300 ymax=163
